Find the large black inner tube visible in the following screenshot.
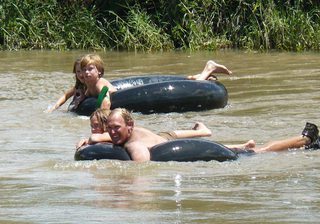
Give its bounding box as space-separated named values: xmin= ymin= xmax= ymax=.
xmin=70 ymin=75 xmax=228 ymax=116
xmin=150 ymin=139 xmax=238 ymax=162
xmin=111 ymin=75 xmax=187 ymax=90
xmin=74 ymin=139 xmax=239 ymax=162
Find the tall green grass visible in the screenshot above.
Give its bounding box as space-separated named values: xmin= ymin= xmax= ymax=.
xmin=0 ymin=0 xmax=110 ymax=50
xmin=233 ymin=0 xmax=320 ymax=50
xmin=106 ymin=5 xmax=174 ymax=51
xmin=1 ymin=0 xmax=319 ymax=51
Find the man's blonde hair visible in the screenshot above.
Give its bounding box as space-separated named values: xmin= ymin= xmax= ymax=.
xmin=108 ymin=108 xmax=134 ymax=125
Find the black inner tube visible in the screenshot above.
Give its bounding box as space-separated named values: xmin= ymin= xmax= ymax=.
xmin=70 ymin=75 xmax=228 ymax=116
xmin=150 ymin=139 xmax=238 ymax=162
xmin=74 ymin=139 xmax=241 ymax=162
xmin=74 ymin=143 xmax=131 ymax=161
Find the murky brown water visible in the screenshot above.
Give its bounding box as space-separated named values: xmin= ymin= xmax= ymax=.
xmin=0 ymin=50 xmax=319 ymax=223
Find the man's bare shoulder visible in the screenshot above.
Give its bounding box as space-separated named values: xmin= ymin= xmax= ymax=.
xmin=126 ymin=127 xmax=157 ymax=143
xmin=125 ymin=141 xmax=150 ymax=162
xmin=133 ymin=127 xmax=159 ymax=137
xmin=134 ymin=126 xmax=151 ymax=132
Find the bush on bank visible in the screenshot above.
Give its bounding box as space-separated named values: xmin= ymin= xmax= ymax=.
xmin=0 ymin=0 xmax=319 ymax=51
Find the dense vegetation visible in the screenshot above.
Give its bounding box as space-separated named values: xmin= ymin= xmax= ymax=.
xmin=1 ymin=0 xmax=319 ymax=51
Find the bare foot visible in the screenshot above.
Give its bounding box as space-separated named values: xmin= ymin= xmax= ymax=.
xmin=243 ymin=140 xmax=256 ymax=149
xmin=192 ymin=122 xmax=212 ymax=136
xmin=187 ymin=60 xmax=232 ymax=80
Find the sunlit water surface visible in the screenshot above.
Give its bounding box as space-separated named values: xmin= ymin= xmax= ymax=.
xmin=0 ymin=50 xmax=319 ymax=223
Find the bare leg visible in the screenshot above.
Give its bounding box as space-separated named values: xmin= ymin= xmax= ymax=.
xmin=253 ymin=136 xmax=310 ymax=153
xmin=226 ymin=140 xmax=256 ymax=150
xmin=173 ymin=122 xmax=212 ymax=138
xmin=187 ymin=60 xmax=232 ymax=80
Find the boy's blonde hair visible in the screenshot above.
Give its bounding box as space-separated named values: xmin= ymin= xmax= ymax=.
xmin=90 ymin=108 xmax=111 ymax=131
xmin=80 ymin=54 xmax=104 ymax=77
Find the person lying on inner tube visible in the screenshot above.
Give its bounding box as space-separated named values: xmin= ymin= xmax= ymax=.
xmin=80 ymin=54 xmax=232 ymax=110
xmin=46 ymin=54 xmax=232 ymax=113
xmin=104 ymin=108 xmax=320 ymax=162
xmin=81 ymin=108 xmax=251 ymax=162
xmin=76 ymin=108 xmax=212 ymax=149
xmin=76 ymin=108 xmax=254 ymax=151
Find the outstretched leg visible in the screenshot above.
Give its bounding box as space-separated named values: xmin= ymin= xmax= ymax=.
xmin=173 ymin=123 xmax=256 ymax=150
xmin=252 ymin=122 xmax=319 ymax=153
xmin=226 ymin=140 xmax=256 ymax=150
xmin=173 ymin=122 xmax=212 ymax=138
xmin=187 ymin=60 xmax=232 ymax=80
xmin=253 ymin=136 xmax=310 ymax=153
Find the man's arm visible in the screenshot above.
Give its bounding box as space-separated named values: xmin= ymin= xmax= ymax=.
xmin=126 ymin=142 xmax=150 ymax=162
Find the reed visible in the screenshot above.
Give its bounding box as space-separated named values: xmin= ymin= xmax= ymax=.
xmin=172 ymin=0 xmax=231 ymax=50
xmin=233 ymin=0 xmax=320 ymax=50
xmin=107 ymin=5 xmax=174 ymax=51
xmin=0 ymin=0 xmax=109 ymax=50
xmin=1 ymin=0 xmax=319 ymax=51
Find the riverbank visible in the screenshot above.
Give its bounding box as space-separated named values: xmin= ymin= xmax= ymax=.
xmin=1 ymin=0 xmax=320 ymax=51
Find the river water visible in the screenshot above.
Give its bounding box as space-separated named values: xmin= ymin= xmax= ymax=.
xmin=0 ymin=50 xmax=319 ymax=223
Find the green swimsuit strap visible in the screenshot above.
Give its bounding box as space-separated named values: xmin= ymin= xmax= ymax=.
xmin=96 ymin=86 xmax=109 ymax=108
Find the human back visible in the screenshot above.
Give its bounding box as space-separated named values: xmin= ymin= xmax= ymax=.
xmin=126 ymin=127 xmax=167 ymax=149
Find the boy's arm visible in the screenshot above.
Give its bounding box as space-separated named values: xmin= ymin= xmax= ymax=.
xmin=76 ymin=132 xmax=111 ymax=150
xmin=76 ymin=138 xmax=89 ymax=150
xmin=88 ymin=133 xmax=112 ymax=144
xmin=47 ymin=87 xmax=75 ymax=112
xmin=106 ymin=80 xmax=117 ymax=93
xmin=100 ymin=93 xmax=111 ymax=109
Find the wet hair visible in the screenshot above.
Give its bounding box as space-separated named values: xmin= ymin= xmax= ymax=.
xmin=90 ymin=108 xmax=111 ymax=132
xmin=80 ymin=54 xmax=104 ymax=78
xmin=73 ymin=58 xmax=86 ymax=90
xmin=108 ymin=108 xmax=134 ymax=125
xmin=72 ymin=58 xmax=81 ymax=74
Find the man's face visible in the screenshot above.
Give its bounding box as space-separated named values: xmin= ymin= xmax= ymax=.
xmin=107 ymin=113 xmax=132 ymax=145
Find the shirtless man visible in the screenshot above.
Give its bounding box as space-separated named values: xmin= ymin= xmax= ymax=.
xmin=76 ymin=108 xmax=213 ymax=149
xmin=106 ymin=108 xmax=170 ymax=161
xmin=106 ymin=108 xmax=320 ymax=162
xmin=105 ymin=108 xmax=257 ymax=162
